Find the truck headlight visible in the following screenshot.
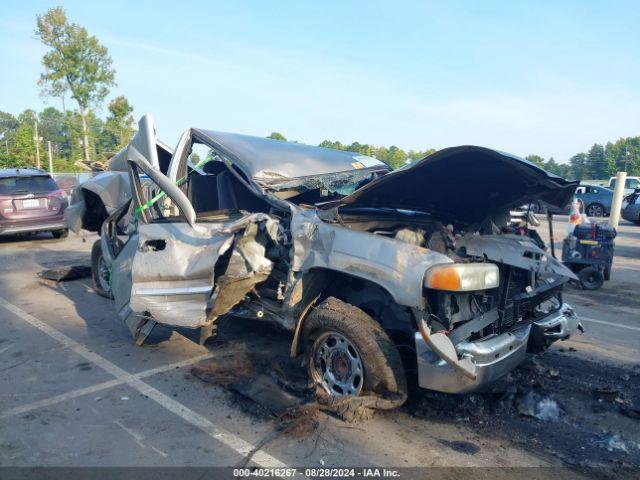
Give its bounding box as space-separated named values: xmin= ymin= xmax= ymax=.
xmin=424 ymin=263 xmax=499 ymax=292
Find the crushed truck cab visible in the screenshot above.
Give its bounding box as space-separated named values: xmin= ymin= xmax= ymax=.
xmin=67 ymin=114 xmax=582 ymax=402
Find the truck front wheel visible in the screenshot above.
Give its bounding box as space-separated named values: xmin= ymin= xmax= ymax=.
xmin=303 ymin=297 xmax=407 ymax=401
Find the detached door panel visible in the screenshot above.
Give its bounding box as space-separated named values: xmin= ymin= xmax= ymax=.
xmin=129 ymin=222 xmax=233 ymax=328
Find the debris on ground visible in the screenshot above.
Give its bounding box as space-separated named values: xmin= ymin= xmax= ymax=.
xmin=188 ymin=318 xmax=640 ymax=469
xmin=516 ymin=389 xmax=561 ymax=422
xmin=547 ymin=367 xmax=560 ymax=378
xmin=518 ymin=356 xmax=545 ymax=375
xmin=599 ymin=433 xmax=630 ymax=453
xmin=37 ymin=265 xmax=91 ymax=282
xmin=316 ymin=391 xmax=407 ymax=423
xmin=232 ymin=375 xmax=303 ymax=416
xmin=191 ymin=318 xmax=408 ymax=425
xmin=594 ymin=386 xmax=629 ymax=406
xmin=410 ymin=351 xmax=640 ymax=469
xmin=190 ymin=347 xmax=252 ymax=386
xmin=437 ymin=439 xmax=480 ymax=455
xmin=534 ymin=397 xmax=562 ymax=422
xmin=620 ymin=406 xmax=640 ymax=420
xmin=276 ymin=404 xmax=320 ymax=438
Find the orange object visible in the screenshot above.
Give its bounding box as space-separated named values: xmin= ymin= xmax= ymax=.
xmin=428 ymin=267 xmax=462 ymax=291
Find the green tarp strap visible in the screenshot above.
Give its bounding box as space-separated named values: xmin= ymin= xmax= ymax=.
xmin=134 ymin=157 xmax=212 ymax=218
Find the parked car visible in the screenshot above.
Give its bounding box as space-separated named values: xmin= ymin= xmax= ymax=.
xmin=66 ymin=115 xmax=582 ymax=403
xmin=0 ymin=168 xmax=69 ymax=238
xmin=527 ymin=199 xmax=571 ymax=215
xmin=575 ymin=184 xmax=613 ymax=217
xmin=621 ymin=189 xmax=640 ymax=224
xmin=608 ymin=176 xmax=640 ymax=195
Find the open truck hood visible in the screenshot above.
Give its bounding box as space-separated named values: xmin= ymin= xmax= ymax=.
xmin=335 ymin=146 xmax=579 ymax=228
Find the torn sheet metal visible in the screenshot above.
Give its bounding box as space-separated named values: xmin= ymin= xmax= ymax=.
xmin=129 ymin=222 xmax=235 ymax=328
xmin=65 ymin=115 xmax=175 ymax=234
xmin=207 ymin=219 xmax=280 ymax=322
xmin=456 ymin=234 xmax=577 ymax=280
xmin=125 ymin=213 xmax=282 ymax=330
xmin=64 ymin=171 xmax=131 ymax=233
xmin=290 ymin=207 xmax=452 ymax=308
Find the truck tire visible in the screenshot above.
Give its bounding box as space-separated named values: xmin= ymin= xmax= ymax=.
xmin=579 ymin=266 xmax=604 ymax=290
xmin=302 ymin=297 xmax=407 ymax=401
xmin=91 ymin=240 xmax=113 ymax=299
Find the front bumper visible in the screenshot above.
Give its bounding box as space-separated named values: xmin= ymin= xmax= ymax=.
xmin=0 ymin=220 xmax=67 ymax=236
xmin=415 ymin=303 xmax=581 ymax=393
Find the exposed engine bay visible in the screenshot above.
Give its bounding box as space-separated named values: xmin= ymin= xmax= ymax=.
xmin=324 ymin=208 xmax=575 ymax=350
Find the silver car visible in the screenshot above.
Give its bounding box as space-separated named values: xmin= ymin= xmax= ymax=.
xmin=66 ymin=115 xmax=582 ymax=404
xmin=622 ymin=189 xmax=640 ymax=224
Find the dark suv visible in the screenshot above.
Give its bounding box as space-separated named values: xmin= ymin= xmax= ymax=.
xmin=0 ymin=168 xmax=69 ymax=238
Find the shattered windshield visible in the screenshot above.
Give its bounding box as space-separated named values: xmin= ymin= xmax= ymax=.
xmin=255 ymin=167 xmax=388 ymax=203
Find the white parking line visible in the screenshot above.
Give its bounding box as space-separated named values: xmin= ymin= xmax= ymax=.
xmin=579 ymin=315 xmax=640 ymax=332
xmin=0 ymin=354 xmax=213 ymax=420
xmin=0 ymin=297 xmax=287 ymax=468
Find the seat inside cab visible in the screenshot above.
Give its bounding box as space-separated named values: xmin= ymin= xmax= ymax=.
xmin=186 ymin=159 xmax=271 ymax=217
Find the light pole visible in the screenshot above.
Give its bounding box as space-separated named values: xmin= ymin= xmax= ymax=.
xmin=33 ymin=119 xmax=42 ymax=169
xmin=624 ymin=148 xmax=630 ymax=172
xmin=47 ymin=141 xmax=54 ymax=174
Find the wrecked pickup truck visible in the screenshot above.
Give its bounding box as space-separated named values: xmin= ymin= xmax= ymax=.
xmin=66 ymin=114 xmax=582 ymax=403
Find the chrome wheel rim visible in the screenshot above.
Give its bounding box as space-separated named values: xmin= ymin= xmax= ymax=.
xmin=311 ymin=332 xmax=363 ymax=397
xmin=588 ymin=204 xmax=604 ymax=217
xmin=97 ymin=256 xmax=111 ymax=293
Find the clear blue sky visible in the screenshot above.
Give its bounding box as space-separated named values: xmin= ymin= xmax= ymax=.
xmin=1 ymin=0 xmax=638 ymax=162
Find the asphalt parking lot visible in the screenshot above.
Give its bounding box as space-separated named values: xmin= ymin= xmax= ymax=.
xmin=1 ymin=216 xmax=639 ymax=475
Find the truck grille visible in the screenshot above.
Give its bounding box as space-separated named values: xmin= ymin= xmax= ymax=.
xmin=496 ymin=267 xmax=560 ymax=333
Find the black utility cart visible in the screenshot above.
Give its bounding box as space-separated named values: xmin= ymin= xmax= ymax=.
xmin=561 ymin=222 xmax=616 ymax=290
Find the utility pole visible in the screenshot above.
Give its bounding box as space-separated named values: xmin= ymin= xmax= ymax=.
xmin=47 ymin=141 xmax=54 ymax=174
xmin=33 ymin=118 xmax=41 ymax=169
xmin=624 ymin=147 xmax=630 ymax=171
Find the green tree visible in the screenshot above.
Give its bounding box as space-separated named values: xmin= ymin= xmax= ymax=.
xmin=11 ymin=110 xmax=38 ymax=168
xmin=319 ymin=140 xmax=344 ymax=150
xmin=586 ymin=144 xmax=606 ymax=179
xmin=267 ymin=132 xmax=287 ymax=141
xmin=604 ymin=137 xmax=640 ymax=176
xmin=568 ymin=153 xmax=586 ymax=180
xmin=99 ymin=95 xmax=135 ymax=155
xmin=0 ymin=111 xmax=18 ymax=139
xmin=525 ymin=154 xmax=545 ymax=168
xmin=318 ymin=138 xmax=434 ymax=169
xmin=383 ymin=145 xmax=409 ymax=169
xmin=36 ymin=6 xmax=116 ymax=163
xmin=407 ymin=149 xmax=436 ymax=162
